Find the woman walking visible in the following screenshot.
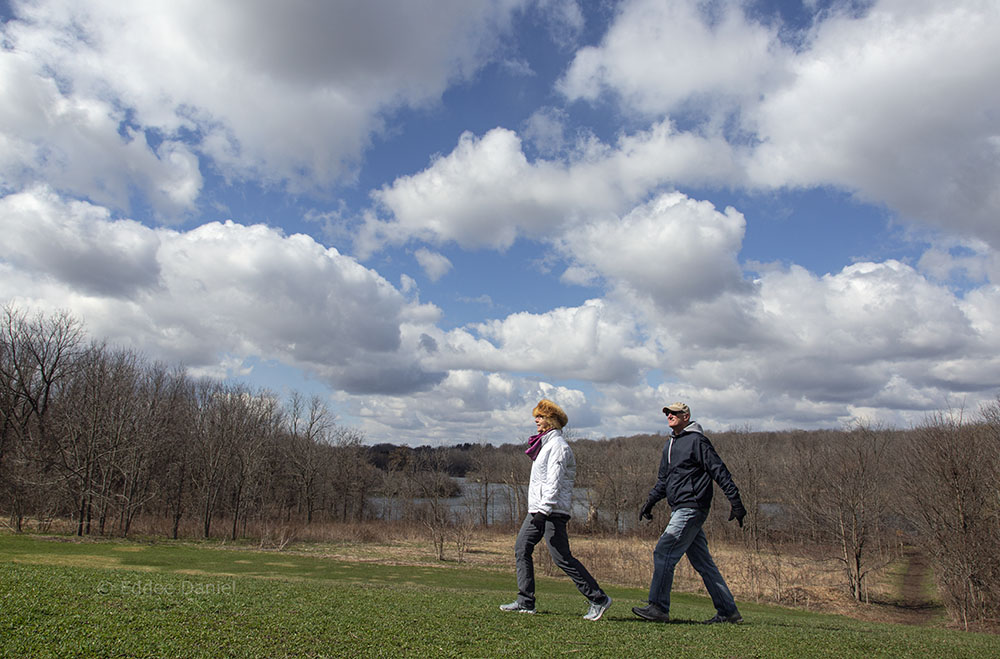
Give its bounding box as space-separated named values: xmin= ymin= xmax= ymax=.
xmin=499 ymin=399 xmax=612 ymax=620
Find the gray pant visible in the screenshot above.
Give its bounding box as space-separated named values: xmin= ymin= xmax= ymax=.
xmin=514 ymin=513 xmax=606 ymax=608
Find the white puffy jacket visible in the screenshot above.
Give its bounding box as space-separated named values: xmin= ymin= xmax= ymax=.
xmin=527 ymin=429 xmax=576 ymax=516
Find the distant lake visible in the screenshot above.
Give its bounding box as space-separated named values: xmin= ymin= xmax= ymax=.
xmin=370 ymin=478 xmax=786 ymax=529
xmin=370 ymin=477 xmax=591 ymax=524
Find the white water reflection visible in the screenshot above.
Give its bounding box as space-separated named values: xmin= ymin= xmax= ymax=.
xmin=369 ymin=477 xmax=591 ymax=524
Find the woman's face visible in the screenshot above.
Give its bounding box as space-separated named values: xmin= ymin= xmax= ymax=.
xmin=534 ymin=415 xmax=550 ymax=433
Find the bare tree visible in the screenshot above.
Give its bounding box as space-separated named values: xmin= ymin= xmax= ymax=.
xmin=227 ymin=387 xmax=282 ymax=540
xmin=416 ymin=453 xmax=458 ymax=561
xmin=150 ymin=371 xmax=196 ymax=539
xmin=781 ymin=425 xmax=897 ymax=601
xmin=713 ymin=426 xmax=788 ymax=602
xmin=463 ymin=444 xmax=502 ymax=526
xmin=901 ymin=408 xmax=1000 ymax=628
xmin=375 ymin=446 xmax=412 ymax=521
xmin=495 ymin=447 xmax=529 ymax=528
xmin=329 ymin=427 xmax=377 ymax=522
xmin=49 ymin=344 xmax=146 ymax=536
xmin=285 ymin=393 xmax=335 ymax=524
xmin=116 ymin=364 xmax=190 ymax=537
xmin=576 ymin=437 xmax=652 ymax=533
xmin=190 ymin=380 xmax=232 ymax=538
xmin=0 ymin=306 xmax=84 ymax=531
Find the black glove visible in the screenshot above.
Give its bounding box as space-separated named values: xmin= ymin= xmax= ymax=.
xmin=531 ymin=512 xmax=548 ymax=529
xmin=728 ymin=503 xmax=747 ymax=528
xmin=639 ymin=499 xmax=656 ymax=521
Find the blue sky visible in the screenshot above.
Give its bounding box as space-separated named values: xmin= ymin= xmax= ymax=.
xmin=2 ymin=0 xmax=999 ymax=445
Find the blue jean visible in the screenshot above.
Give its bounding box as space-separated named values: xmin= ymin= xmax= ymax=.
xmin=514 ymin=513 xmax=606 ymax=608
xmin=648 ymin=507 xmax=738 ymax=617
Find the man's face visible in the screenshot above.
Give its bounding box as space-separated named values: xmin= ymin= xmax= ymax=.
xmin=666 ymin=411 xmax=689 ymax=431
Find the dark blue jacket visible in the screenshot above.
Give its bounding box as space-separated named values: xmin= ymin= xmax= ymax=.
xmin=647 ymin=422 xmax=743 ymax=511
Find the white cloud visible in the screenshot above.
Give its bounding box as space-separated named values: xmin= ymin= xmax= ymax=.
xmin=960 ymin=284 xmax=1000 ymax=351
xmin=458 ymin=299 xmax=652 ymax=384
xmin=399 ymin=273 xmax=418 ymax=295
xmin=522 ymin=106 xmax=569 ymax=157
xmin=536 ymin=0 xmax=585 ymax=49
xmin=352 ymin=370 xmax=588 ymax=445
xmin=361 ymin=141 xmax=1000 ymax=438
xmin=655 ymin=258 xmax=993 ymax=425
xmin=0 ymin=49 xmax=203 ymax=217
xmin=5 ymin=187 xmax=999 ymax=445
xmin=1 ymin=0 xmax=530 ymax=203
xmin=3 ymin=0 xmax=1000 ymax=446
xmin=0 ymin=187 xmax=445 ymax=394
xmin=365 ymin=123 xmax=740 ymax=254
xmin=558 ymin=0 xmax=782 ymax=116
xmin=368 ymin=129 xmax=566 ymax=251
xmin=553 ymin=0 xmax=1000 ymax=249
xmin=414 ymin=248 xmax=453 ymax=282
xmin=487 ymin=253 xmax=1000 ymax=437
xmin=557 ymin=192 xmax=748 ymax=308
xmin=0 ymin=186 xmax=161 ymax=297
xmin=745 ymin=0 xmax=1000 ymax=244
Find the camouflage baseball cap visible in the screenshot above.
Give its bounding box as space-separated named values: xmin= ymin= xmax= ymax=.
xmin=662 ymin=402 xmax=690 ymax=416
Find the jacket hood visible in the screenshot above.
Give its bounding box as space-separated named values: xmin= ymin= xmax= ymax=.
xmin=673 ymin=421 xmax=704 ymax=437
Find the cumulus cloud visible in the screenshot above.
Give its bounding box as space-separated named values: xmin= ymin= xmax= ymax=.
xmin=414 ymin=248 xmax=453 ymax=282
xmin=0 ymin=187 xmax=445 ymax=395
xmin=557 ymin=192 xmax=748 ymax=308
xmin=376 ymin=244 xmax=999 ymax=439
xmin=558 ymin=0 xmax=782 ymax=115
xmin=536 ymin=0 xmax=585 ymax=49
xmin=3 ymin=0 xmax=1000 ymax=445
xmin=424 ymin=250 xmax=998 ymax=438
xmin=1 ymin=0 xmax=531 ymax=204
xmin=554 ymin=0 xmax=1000 ymax=248
xmin=0 ymin=187 xmax=161 ymax=298
xmin=354 ymin=369 xmax=589 ymax=445
xmin=522 ymin=106 xmax=569 ymax=157
xmin=745 ymin=0 xmax=1000 ymax=244
xmin=367 ymin=129 xmax=569 ymax=251
xmin=0 ymin=49 xmax=203 ymax=217
xmin=650 ymin=258 xmax=996 ymax=428
xmin=5 ymin=185 xmax=999 ymax=444
xmin=365 ymin=123 xmax=739 ymax=254
xmin=451 ymin=299 xmax=652 ymax=384
xmin=917 ymin=240 xmax=1000 ymax=285
xmin=359 ymin=130 xmax=1000 ymax=439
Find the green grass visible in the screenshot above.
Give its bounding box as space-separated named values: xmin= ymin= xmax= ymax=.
xmin=0 ymin=534 xmax=995 ymax=658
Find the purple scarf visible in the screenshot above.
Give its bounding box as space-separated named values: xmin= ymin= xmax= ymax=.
xmin=525 ymin=430 xmax=547 ymax=461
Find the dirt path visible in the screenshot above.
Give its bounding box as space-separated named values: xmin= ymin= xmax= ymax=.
xmin=892 ymin=548 xmax=940 ymax=625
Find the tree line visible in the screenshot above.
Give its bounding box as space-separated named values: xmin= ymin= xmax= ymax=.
xmin=2 ymin=306 xmax=998 ymax=628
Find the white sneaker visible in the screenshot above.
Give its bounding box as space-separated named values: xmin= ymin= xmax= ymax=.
xmin=499 ymin=601 xmax=536 ymax=614
xmin=583 ymin=595 xmax=612 ymax=621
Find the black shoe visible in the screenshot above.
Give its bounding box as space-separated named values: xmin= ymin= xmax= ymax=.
xmin=703 ymin=612 xmax=742 ymax=624
xmin=632 ymin=603 xmax=670 ymax=622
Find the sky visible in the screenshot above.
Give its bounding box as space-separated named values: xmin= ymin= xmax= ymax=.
xmin=2 ymin=0 xmax=999 ymax=446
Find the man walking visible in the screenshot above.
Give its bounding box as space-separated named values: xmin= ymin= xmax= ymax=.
xmin=632 ymin=402 xmax=746 ymax=624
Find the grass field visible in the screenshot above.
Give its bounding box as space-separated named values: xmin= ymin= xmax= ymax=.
xmin=1 ymin=533 xmax=995 ymax=658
